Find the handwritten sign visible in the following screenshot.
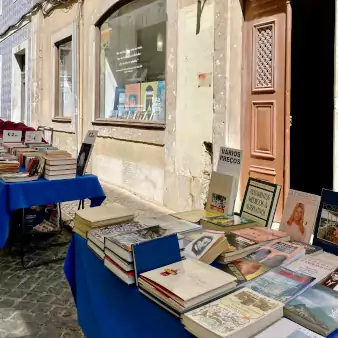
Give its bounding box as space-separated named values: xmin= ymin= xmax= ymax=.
xmin=83 ymin=130 xmax=98 ymax=145
xmin=25 ymin=131 xmax=43 ymax=143
xmin=3 ymin=130 xmax=22 ymax=143
xmin=217 ymin=147 xmax=242 ymax=178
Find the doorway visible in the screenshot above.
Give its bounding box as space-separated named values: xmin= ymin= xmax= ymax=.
xmin=290 ymin=0 xmax=335 ymax=195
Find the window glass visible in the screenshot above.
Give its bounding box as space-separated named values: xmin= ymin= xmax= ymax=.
xmin=99 ymin=0 xmax=166 ymax=122
xmin=58 ymin=40 xmax=72 ymax=117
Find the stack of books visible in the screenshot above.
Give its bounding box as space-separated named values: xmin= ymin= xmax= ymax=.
xmin=0 ymin=159 xmax=20 ymax=173
xmin=43 ymin=151 xmax=77 ymax=180
xmin=73 ymin=203 xmax=134 ymax=238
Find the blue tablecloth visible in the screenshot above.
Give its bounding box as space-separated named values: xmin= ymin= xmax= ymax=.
xmin=64 ymin=234 xmax=193 ymax=338
xmin=0 ymin=174 xmax=106 ymax=248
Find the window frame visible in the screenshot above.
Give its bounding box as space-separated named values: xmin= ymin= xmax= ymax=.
xmin=53 ymin=36 xmax=73 ymax=122
xmin=93 ymin=0 xmax=167 ymax=129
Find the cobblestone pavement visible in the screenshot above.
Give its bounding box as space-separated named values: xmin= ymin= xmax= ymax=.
xmin=0 ymin=183 xmax=168 ymax=337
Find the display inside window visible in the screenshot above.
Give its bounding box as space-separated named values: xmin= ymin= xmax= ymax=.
xmin=99 ymin=0 xmax=166 ymax=122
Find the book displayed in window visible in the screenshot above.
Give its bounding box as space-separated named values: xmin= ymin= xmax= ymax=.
xmin=76 ymin=130 xmax=98 ymax=176
xmin=313 ymin=189 xmax=338 ymax=255
xmin=206 ymin=171 xmax=238 ymax=216
xmin=181 ymin=288 xmax=283 ymax=338
xmin=279 ymin=189 xmax=320 ymax=243
xmin=284 ymin=284 xmax=338 ymax=336
xmin=240 ymin=178 xmax=281 ymax=227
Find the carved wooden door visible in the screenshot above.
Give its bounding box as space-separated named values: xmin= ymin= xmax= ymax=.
xmin=241 ymin=0 xmax=287 ymax=220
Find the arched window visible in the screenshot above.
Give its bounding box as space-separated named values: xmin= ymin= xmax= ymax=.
xmin=98 ymin=0 xmax=166 ymax=123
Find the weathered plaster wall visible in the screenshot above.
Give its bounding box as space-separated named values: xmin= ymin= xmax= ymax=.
xmin=163 ymin=0 xmax=214 ymax=211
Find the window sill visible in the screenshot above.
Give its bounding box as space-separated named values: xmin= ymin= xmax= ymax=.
xmin=92 ymin=119 xmax=166 ymax=130
xmin=52 ymin=117 xmax=72 ymax=123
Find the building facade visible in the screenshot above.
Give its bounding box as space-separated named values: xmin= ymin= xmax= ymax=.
xmin=0 ymin=0 xmax=334 ymax=218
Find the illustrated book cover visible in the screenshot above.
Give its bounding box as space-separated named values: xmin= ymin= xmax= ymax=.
xmin=286 ymin=255 xmax=337 ymax=281
xmin=246 ymin=240 xmax=305 ymax=268
xmin=245 ymin=266 xmax=315 ymax=303
xmin=76 ymin=130 xmax=98 ymax=176
xmin=321 ymin=268 xmax=338 ymax=291
xmin=240 ymin=178 xmax=281 ymax=227
xmin=112 ymin=87 xmax=125 ymax=119
xmin=313 ymin=189 xmax=338 ymax=255
xmin=138 ymin=258 xmax=237 ymax=310
xmin=279 ymin=189 xmax=320 ymax=243
xmin=254 ymin=318 xmax=325 ymax=338
xmin=206 ymin=171 xmax=238 ymax=216
xmin=181 ymin=288 xmax=283 ymax=338
xmin=284 ymin=284 xmax=338 ymax=336
xmin=125 ymin=83 xmax=140 ymax=119
xmin=140 ymin=81 xmax=158 ymax=120
xmin=218 ymin=258 xmax=272 ymax=286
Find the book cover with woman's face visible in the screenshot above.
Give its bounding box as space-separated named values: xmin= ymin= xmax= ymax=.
xmin=280 ymin=190 xmax=320 ymax=243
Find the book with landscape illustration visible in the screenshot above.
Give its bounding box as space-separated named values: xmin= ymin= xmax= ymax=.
xmin=240 ymin=178 xmax=281 ymax=227
xmin=205 ymin=171 xmax=238 ymax=216
xmin=279 ymin=189 xmax=320 ymax=243
xmin=284 ymin=284 xmax=338 ymax=336
xmin=245 ymin=266 xmax=315 ymax=303
xmin=181 ymin=288 xmax=283 ymax=338
xmin=313 ymin=189 xmax=338 ymax=255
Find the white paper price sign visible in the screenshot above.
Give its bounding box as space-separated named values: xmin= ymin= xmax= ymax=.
xmin=83 ymin=130 xmax=98 ymax=145
xmin=3 ymin=130 xmax=22 ymax=143
xmin=25 ymin=131 xmax=43 ymax=143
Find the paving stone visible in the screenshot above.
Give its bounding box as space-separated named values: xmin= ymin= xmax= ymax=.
xmin=23 ymin=291 xmax=55 ymax=303
xmin=0 ymin=297 xmax=16 ymax=308
xmin=13 ymin=300 xmax=37 ymax=312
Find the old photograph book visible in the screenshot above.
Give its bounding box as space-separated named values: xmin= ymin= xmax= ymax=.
xmin=138 ymin=259 xmax=237 ymax=312
xmin=87 ymin=222 xmax=152 ymax=250
xmin=255 ymin=318 xmax=325 ymax=338
xmin=321 ymin=267 xmax=338 ymax=291
xmin=181 ymin=288 xmax=283 ymax=338
xmin=286 ymin=255 xmax=337 ymax=281
xmin=206 ymin=171 xmax=238 ymax=216
xmin=184 ymin=232 xmax=230 ymax=264
xmin=240 ymin=178 xmax=281 ymax=227
xmin=104 ymin=256 xmax=135 ymax=285
xmin=105 ymin=226 xmax=183 ymax=262
xmin=279 ymin=189 xmax=320 ymax=243
xmin=200 ymin=214 xmax=257 ymax=232
xmin=245 ymin=266 xmax=315 ymax=303
xmin=77 ymin=130 xmax=98 ymax=176
xmin=284 ymin=284 xmax=338 ymax=336
xmin=218 ymin=258 xmax=272 ymax=287
xmin=313 ymin=189 xmax=338 ymax=255
xmin=246 ymin=240 xmax=306 ymax=268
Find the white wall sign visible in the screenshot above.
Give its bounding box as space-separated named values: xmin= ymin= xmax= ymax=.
xmin=3 ymin=130 xmax=22 ymax=143
xmin=25 ymin=131 xmax=43 ymax=143
xmin=217 ymin=147 xmax=242 ymax=178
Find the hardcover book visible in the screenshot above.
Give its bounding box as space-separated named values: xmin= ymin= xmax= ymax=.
xmin=313 ymin=189 xmax=338 ymax=255
xmin=218 ymin=258 xmax=272 ymax=286
xmin=284 ymin=284 xmax=338 ymax=336
xmin=76 ymin=130 xmax=98 ymax=176
xmin=279 ymin=189 xmax=320 ymax=243
xmin=246 ymin=240 xmax=305 ymax=268
xmin=181 ymin=288 xmax=283 ymax=338
xmin=245 ymin=266 xmax=315 ymax=303
xmin=171 ymin=209 xmax=219 ymax=223
xmin=286 ymin=256 xmax=337 ymax=281
xmin=87 ymin=222 xmax=152 ymax=250
xmin=200 ymin=214 xmax=256 ymax=232
xmin=321 ymin=268 xmax=338 ymax=291
xmin=139 ymin=258 xmax=237 ymax=311
xmin=232 ymin=227 xmax=290 ymax=243
xmin=206 ymin=171 xmax=238 ymax=216
xmin=255 ymin=318 xmax=325 ymax=338
xmin=240 ymin=178 xmax=281 ymax=227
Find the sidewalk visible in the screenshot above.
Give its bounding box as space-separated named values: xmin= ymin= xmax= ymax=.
xmin=61 ymin=182 xmax=172 ymax=224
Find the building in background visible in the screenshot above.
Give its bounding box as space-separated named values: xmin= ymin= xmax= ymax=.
xmin=21 ymin=0 xmax=338 ymax=218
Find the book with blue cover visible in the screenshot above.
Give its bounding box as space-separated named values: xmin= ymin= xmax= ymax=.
xmin=313 ymin=189 xmax=338 ymax=255
xmin=284 ymin=284 xmax=338 ymax=336
xmin=245 ymin=266 xmax=315 ymax=303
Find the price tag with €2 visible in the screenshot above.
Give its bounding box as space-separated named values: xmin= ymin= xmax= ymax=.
xmin=25 ymin=131 xmax=43 ymax=143
xmin=3 ymin=130 xmax=22 ymax=143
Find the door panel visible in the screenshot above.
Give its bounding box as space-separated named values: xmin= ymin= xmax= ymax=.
xmin=242 ymin=0 xmax=287 ymax=221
